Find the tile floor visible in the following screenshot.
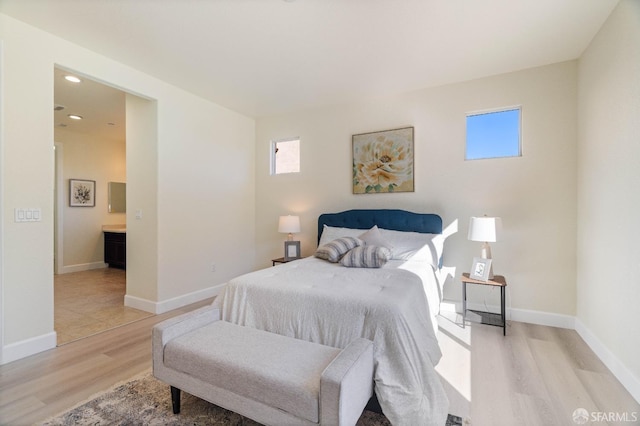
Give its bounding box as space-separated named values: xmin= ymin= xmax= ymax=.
xmin=54 ymin=268 xmax=153 ymax=345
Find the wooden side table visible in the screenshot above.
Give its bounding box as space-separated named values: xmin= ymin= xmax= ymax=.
xmin=272 ymin=257 xmax=297 ymax=266
xmin=461 ymin=273 xmax=507 ymax=335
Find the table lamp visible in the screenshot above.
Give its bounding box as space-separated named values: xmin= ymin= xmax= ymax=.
xmin=468 ymin=216 xmax=501 ymax=279
xmin=278 ymin=215 xmax=300 ymax=241
xmin=278 ymin=215 xmax=301 ymax=259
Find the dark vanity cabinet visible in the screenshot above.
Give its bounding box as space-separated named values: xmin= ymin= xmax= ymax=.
xmin=104 ymin=231 xmax=126 ymax=269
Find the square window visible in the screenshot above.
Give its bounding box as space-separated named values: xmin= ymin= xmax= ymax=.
xmin=466 ymin=107 xmax=521 ymax=160
xmin=271 ymin=138 xmax=300 ymax=175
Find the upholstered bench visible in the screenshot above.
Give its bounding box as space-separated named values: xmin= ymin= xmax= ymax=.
xmin=152 ymin=306 xmax=374 ymax=426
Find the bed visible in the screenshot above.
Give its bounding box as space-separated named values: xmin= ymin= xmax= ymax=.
xmin=213 ymin=209 xmax=449 ymax=426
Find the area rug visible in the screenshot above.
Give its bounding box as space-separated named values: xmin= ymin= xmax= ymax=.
xmin=41 ymin=372 xmax=463 ymax=426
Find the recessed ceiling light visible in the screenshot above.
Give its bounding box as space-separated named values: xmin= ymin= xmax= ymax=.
xmin=64 ymin=75 xmax=82 ymax=83
xmin=68 ymin=114 xmax=83 ymax=120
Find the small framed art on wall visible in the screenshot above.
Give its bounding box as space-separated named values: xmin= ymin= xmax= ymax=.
xmin=69 ymin=179 xmax=96 ymax=207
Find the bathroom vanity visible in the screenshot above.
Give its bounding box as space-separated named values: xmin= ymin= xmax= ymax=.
xmin=103 ymin=225 xmax=126 ymax=269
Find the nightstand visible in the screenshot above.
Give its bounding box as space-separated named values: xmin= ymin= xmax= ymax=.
xmin=461 ymin=273 xmax=507 ymax=335
xmin=272 ymin=257 xmax=297 ymax=266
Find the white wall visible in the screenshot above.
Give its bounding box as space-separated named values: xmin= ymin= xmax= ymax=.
xmin=256 ymin=61 xmax=578 ymax=317
xmin=55 ymin=128 xmax=126 ymax=271
xmin=577 ymin=0 xmax=640 ymax=400
xmin=125 ymin=94 xmax=159 ymax=304
xmin=0 ymin=13 xmax=255 ymax=363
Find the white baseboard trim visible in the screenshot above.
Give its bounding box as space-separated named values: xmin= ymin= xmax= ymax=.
xmin=442 ymin=299 xmax=575 ymax=329
xmin=124 ymin=283 xmax=226 ymax=315
xmin=59 ymin=262 xmax=107 ymax=274
xmin=1 ymin=331 xmax=57 ymax=365
xmin=575 ymin=318 xmax=640 ymax=404
xmin=509 ymin=307 xmax=575 ymax=329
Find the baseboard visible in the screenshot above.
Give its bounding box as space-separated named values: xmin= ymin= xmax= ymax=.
xmin=575 ymin=318 xmax=640 ymax=404
xmin=124 ymin=283 xmax=226 ymax=314
xmin=441 ymin=299 xmax=575 ymax=329
xmin=59 ymin=262 xmax=107 ymax=274
xmin=508 ymin=307 xmax=575 ymax=329
xmin=1 ymin=331 xmax=57 ymax=365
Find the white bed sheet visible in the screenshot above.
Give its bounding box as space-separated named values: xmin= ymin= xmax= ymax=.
xmin=212 ymin=257 xmax=449 ymax=426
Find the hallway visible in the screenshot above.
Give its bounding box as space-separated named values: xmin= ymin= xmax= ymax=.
xmin=54 ymin=268 xmax=152 ymax=345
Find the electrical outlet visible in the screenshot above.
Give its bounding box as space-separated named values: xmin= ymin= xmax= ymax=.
xmin=211 ymin=264 xmax=216 ymax=272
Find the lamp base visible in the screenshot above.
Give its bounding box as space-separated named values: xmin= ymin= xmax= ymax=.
xmin=481 ymin=242 xmax=494 ymax=280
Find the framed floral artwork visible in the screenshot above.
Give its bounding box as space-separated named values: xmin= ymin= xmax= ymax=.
xmin=352 ymin=127 xmax=414 ymax=194
xmin=69 ymin=179 xmax=96 ymax=207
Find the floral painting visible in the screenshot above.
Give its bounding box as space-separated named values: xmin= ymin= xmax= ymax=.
xmin=69 ymin=179 xmax=96 ymax=207
xmin=352 ymin=127 xmax=414 ymax=194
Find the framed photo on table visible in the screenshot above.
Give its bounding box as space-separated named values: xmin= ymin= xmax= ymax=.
xmin=284 ymin=241 xmax=301 ymax=260
xmin=69 ymin=179 xmax=96 ymax=207
xmin=470 ymin=257 xmax=492 ymax=281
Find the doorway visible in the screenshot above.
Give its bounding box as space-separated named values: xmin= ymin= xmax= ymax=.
xmin=53 ymin=66 xmax=151 ymax=345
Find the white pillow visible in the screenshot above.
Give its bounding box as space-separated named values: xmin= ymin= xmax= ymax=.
xmin=358 ymin=225 xmax=393 ymax=250
xmin=340 ymin=245 xmax=391 ymax=268
xmin=378 ymin=228 xmax=444 ymax=267
xmin=318 ymin=225 xmax=365 ymax=247
xmin=318 ymin=224 xmax=443 ymax=267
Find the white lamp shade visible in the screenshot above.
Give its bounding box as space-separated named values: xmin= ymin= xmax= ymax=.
xmin=278 ymin=215 xmax=301 ymax=234
xmin=468 ymin=216 xmax=501 ymax=242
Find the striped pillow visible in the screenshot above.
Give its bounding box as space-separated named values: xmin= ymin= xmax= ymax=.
xmin=340 ymin=246 xmax=392 ymax=268
xmin=315 ymin=237 xmax=363 ymax=263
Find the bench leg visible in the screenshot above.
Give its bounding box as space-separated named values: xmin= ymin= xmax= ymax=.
xmin=170 ymin=386 xmax=181 ymax=414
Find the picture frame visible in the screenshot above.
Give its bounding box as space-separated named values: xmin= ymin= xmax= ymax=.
xmin=470 ymin=257 xmax=492 ymax=281
xmin=284 ymin=241 xmax=301 ymax=261
xmin=352 ymin=126 xmax=414 ymax=194
xmin=69 ymin=179 xmax=96 ymax=207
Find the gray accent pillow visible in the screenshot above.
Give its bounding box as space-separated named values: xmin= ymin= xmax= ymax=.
xmin=315 ymin=237 xmax=363 ymax=263
xmin=340 ymin=246 xmax=392 ymax=268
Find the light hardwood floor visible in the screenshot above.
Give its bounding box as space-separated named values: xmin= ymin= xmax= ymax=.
xmin=0 ymin=298 xmax=213 ymax=425
xmin=437 ymin=312 xmax=640 ymax=425
xmin=1 ymin=305 xmax=638 ymax=425
xmin=54 ymin=268 xmax=153 ymax=345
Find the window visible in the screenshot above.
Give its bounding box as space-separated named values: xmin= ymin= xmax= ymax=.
xmin=466 ymin=107 xmax=521 ymax=160
xmin=271 ymin=138 xmax=300 ymax=175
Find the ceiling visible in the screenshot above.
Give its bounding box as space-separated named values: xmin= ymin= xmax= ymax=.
xmin=53 ymin=67 xmax=126 ymax=142
xmin=1 ymin=0 xmax=619 ymax=120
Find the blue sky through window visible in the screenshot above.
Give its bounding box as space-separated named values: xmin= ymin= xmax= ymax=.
xmin=466 ymin=108 xmax=521 ymax=160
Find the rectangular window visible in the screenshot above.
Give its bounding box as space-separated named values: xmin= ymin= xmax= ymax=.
xmin=466 ymin=107 xmax=521 ymax=160
xmin=271 ymin=138 xmax=300 ymax=175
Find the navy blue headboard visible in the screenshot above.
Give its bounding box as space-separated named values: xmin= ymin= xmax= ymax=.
xmin=317 ymin=209 xmax=443 ymax=244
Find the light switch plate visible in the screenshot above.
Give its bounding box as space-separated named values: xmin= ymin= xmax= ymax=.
xmin=15 ymin=208 xmax=42 ymax=222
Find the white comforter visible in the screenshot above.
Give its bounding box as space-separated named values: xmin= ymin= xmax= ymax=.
xmin=212 ymin=257 xmax=449 ymax=426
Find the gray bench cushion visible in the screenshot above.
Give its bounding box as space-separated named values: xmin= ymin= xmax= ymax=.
xmin=164 ymin=321 xmax=342 ymax=423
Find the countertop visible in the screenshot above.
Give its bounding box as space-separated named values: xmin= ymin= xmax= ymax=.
xmin=102 ymin=225 xmax=126 ymax=233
